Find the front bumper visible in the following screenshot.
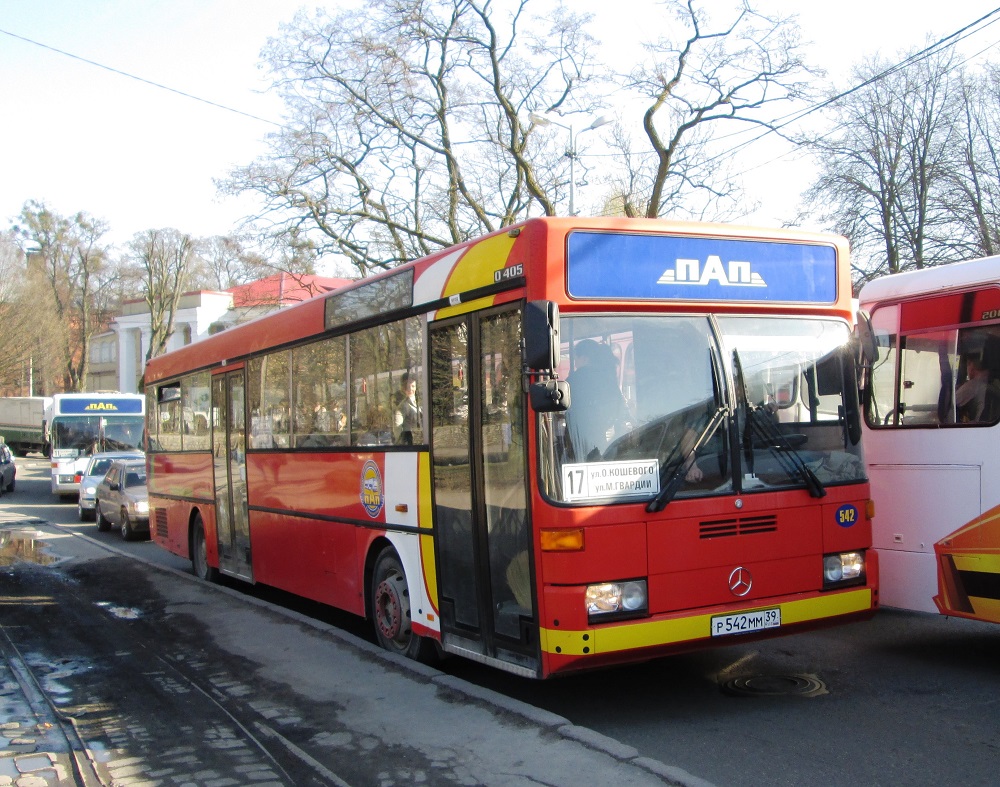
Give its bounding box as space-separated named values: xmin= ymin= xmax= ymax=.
xmin=540 ymin=586 xmax=875 ymax=674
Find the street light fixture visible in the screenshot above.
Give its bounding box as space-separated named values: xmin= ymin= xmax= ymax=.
xmin=530 ymin=112 xmax=613 ymax=215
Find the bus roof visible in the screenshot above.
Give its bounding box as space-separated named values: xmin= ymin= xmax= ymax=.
xmin=144 ymin=216 xmax=851 ymax=385
xmin=859 ymin=255 xmax=1000 ymax=306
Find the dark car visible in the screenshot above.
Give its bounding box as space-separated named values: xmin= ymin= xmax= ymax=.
xmin=0 ymin=441 xmax=15 ymax=495
xmin=77 ymin=450 xmax=144 ymax=521
xmin=95 ymin=458 xmax=149 ymax=540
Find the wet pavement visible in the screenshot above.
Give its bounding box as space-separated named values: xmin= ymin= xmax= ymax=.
xmin=0 ymin=513 xmax=712 ymax=787
xmin=0 ymin=519 xmax=102 ymax=786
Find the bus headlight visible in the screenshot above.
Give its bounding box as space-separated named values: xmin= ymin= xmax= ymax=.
xmin=586 ymin=579 xmax=648 ymax=622
xmin=823 ymin=551 xmax=865 ymax=589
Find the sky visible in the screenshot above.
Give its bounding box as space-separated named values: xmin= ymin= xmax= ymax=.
xmin=2 ymin=0 xmax=1000 ymax=260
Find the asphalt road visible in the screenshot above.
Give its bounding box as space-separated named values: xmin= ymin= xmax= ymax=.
xmin=0 ymin=457 xmax=686 ymax=787
xmin=4 ymin=456 xmax=999 ymax=786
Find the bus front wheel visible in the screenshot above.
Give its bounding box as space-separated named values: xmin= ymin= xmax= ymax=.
xmin=191 ymin=514 xmax=218 ymax=582
xmin=371 ymin=547 xmax=437 ymax=663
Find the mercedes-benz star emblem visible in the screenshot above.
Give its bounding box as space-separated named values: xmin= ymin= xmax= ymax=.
xmin=728 ymin=566 xmax=753 ymax=597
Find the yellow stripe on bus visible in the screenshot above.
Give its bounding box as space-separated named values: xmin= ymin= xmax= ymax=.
xmin=435 ymin=234 xmax=517 ymax=320
xmin=540 ymin=589 xmax=873 ymax=657
xmin=950 ymin=553 xmax=1000 ymax=574
xmin=417 ymin=453 xmax=439 ymax=610
xmin=967 ymin=596 xmax=1000 ymax=624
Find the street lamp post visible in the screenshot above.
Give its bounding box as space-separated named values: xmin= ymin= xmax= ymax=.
xmin=20 ymin=243 xmax=41 ymax=396
xmin=530 ymin=112 xmax=613 ymax=215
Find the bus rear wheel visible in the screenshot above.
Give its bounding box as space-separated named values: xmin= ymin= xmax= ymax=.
xmin=191 ymin=514 xmax=218 ymax=582
xmin=371 ymin=547 xmax=437 ymax=663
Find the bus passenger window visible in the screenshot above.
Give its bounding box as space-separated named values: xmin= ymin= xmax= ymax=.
xmin=249 ymin=352 xmax=292 ymax=448
xmin=957 ymin=334 xmax=1000 ymax=424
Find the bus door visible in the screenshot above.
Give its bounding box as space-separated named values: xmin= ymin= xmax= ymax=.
xmin=212 ymin=370 xmax=253 ymax=581
xmin=429 ymin=306 xmax=538 ymax=674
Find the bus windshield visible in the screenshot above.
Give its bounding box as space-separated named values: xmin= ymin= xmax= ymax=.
xmin=539 ymin=314 xmax=866 ymax=505
xmin=51 ymin=416 xmax=145 ymax=456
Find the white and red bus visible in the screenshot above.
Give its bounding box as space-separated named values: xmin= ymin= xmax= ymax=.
xmin=47 ymin=392 xmax=145 ymax=497
xmin=144 ymin=217 xmax=877 ymax=678
xmin=860 ymin=255 xmax=1000 ymax=624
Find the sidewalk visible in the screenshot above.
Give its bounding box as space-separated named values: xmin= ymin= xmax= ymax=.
xmin=0 ymin=513 xmax=716 ymax=787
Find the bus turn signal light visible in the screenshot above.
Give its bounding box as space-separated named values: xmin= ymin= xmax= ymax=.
xmin=540 ymin=528 xmax=584 ymax=552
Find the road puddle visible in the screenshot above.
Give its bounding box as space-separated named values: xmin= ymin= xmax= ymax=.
xmin=0 ymin=528 xmax=60 ymax=567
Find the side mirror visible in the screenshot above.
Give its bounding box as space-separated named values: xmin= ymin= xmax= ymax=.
xmin=529 ymin=380 xmax=571 ymax=413
xmin=523 ymin=300 xmax=561 ymax=372
xmin=854 ymin=310 xmax=878 ymax=367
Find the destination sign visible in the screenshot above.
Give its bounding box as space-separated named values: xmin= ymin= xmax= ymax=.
xmin=561 ymin=459 xmax=660 ymax=502
xmin=566 ymin=231 xmax=838 ymax=304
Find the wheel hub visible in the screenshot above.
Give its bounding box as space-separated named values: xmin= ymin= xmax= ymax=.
xmin=375 ymin=573 xmax=411 ymax=643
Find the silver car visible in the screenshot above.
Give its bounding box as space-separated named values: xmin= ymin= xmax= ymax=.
xmin=95 ymin=458 xmax=149 ymax=541
xmin=77 ymin=451 xmax=144 ymax=521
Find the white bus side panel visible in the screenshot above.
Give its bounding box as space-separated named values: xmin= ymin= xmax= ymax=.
xmin=869 ymin=463 xmax=982 ymax=612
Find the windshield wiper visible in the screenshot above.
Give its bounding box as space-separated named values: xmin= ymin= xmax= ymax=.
xmin=732 ymin=350 xmax=826 ymax=499
xmin=646 ymin=404 xmax=728 ymax=513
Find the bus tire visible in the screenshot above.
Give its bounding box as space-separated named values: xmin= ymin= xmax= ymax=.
xmin=371 ymin=546 xmax=437 ymax=663
xmin=191 ymin=514 xmax=218 ymax=582
xmin=96 ymin=504 xmax=111 ymax=532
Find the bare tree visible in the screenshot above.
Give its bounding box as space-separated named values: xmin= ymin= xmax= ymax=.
xmin=945 ymin=64 xmax=1000 ymax=260
xmin=222 ymin=0 xmax=599 ymax=276
xmin=803 ymin=48 xmax=965 ymax=283
xmin=13 ymin=201 xmax=118 ymax=392
xmin=612 ymin=0 xmax=818 ymax=219
xmin=199 ymin=235 xmax=275 ymax=290
xmin=129 ymin=229 xmax=197 ymax=361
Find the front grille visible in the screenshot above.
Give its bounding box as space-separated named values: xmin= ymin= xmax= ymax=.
xmin=154 ymin=509 xmax=168 ymax=539
xmin=699 ymin=514 xmax=778 ymax=539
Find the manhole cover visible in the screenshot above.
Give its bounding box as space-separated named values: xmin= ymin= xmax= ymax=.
xmin=721 ymin=673 xmax=828 ymax=698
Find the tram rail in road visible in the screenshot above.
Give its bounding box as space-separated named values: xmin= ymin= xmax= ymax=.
xmin=4 ymin=456 xmax=1000 ymax=787
xmin=0 ymin=466 xmax=690 ymax=787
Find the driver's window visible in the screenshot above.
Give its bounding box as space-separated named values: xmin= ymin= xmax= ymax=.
xmin=866 ymin=304 xmax=900 ymax=427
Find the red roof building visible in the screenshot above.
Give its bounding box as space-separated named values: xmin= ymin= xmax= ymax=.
xmin=92 ymin=272 xmax=355 ymax=393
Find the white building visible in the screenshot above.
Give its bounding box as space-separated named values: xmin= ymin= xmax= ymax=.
xmin=91 ymin=273 xmax=350 ymax=393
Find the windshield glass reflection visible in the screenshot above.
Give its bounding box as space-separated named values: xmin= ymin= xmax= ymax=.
xmin=538 ymin=314 xmax=866 ymax=506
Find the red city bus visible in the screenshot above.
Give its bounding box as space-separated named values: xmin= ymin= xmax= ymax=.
xmin=144 ymin=217 xmax=877 ymax=679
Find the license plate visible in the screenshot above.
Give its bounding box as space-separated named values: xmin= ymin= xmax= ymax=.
xmin=711 ymin=607 xmax=781 ymax=636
